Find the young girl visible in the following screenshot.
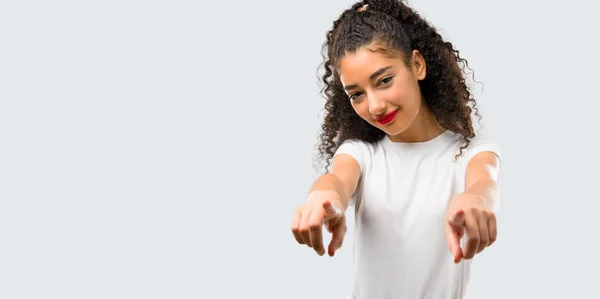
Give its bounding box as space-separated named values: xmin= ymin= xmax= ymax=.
xmin=291 ymin=0 xmax=502 ymax=298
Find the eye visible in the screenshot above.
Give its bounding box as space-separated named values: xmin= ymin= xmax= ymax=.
xmin=379 ymin=76 xmax=393 ymax=86
xmin=349 ymin=92 xmax=363 ymax=101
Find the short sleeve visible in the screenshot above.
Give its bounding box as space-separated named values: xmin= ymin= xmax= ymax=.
xmin=333 ymin=139 xmax=366 ymax=172
xmin=461 ymin=134 xmax=502 ymax=168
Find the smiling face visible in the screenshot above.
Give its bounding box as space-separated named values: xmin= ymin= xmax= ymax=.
xmin=338 ymin=44 xmax=430 ymax=140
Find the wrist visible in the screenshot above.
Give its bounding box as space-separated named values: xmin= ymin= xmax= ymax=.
xmin=310 ymin=173 xmax=347 ymax=200
xmin=449 ymin=193 xmax=486 ymax=210
xmin=307 ymin=189 xmax=344 ymax=210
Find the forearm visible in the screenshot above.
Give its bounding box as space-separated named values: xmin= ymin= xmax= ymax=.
xmin=464 ymin=177 xmax=500 ymax=212
xmin=309 ymin=173 xmax=351 ymax=211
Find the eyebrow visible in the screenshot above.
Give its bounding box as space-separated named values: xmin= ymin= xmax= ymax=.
xmin=343 ymin=66 xmax=394 ymax=91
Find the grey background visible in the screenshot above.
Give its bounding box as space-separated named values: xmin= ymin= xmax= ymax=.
xmin=1 ymin=0 xmax=598 ymax=298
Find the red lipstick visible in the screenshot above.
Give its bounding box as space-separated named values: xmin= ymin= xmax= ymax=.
xmin=376 ymin=109 xmax=399 ymax=125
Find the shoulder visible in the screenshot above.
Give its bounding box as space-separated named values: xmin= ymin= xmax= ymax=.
xmin=334 ymin=138 xmax=380 ymax=171
xmin=336 ymin=138 xmax=384 ymax=157
xmin=456 ymin=132 xmax=502 ymax=167
xmin=466 ymin=133 xmax=501 ymax=157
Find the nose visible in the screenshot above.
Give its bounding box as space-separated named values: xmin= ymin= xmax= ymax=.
xmin=367 ymin=95 xmax=386 ymax=117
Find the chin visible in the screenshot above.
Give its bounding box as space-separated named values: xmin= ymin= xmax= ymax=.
xmin=376 ymin=119 xmax=407 ymax=136
xmin=384 ymin=128 xmax=406 ymax=137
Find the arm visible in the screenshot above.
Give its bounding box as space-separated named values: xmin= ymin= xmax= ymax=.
xmin=308 ymin=153 xmax=361 ymax=212
xmin=446 ymin=151 xmax=501 ymax=262
xmin=291 ymin=153 xmax=361 ymax=257
xmin=463 ymin=151 xmax=501 ymax=211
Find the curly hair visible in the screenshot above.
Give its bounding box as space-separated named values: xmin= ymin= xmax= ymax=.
xmin=315 ymin=0 xmax=482 ymax=172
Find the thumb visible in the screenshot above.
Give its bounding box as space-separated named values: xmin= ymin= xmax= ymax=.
xmin=322 ymin=200 xmax=342 ymax=220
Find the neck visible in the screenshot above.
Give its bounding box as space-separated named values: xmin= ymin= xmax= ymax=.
xmin=388 ymin=99 xmax=444 ymax=143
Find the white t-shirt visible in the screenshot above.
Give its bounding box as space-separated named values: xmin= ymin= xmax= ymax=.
xmin=334 ymin=130 xmax=501 ymax=299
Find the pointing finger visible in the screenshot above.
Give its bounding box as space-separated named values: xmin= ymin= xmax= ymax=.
xmin=322 ymin=200 xmax=342 ymax=220
xmin=448 ymin=209 xmax=465 ymax=228
xmin=328 ymin=219 xmax=347 ymax=257
xmin=445 ymin=221 xmax=463 ymax=263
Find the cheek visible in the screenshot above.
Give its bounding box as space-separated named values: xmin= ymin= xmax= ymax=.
xmin=388 ymin=81 xmax=420 ymax=108
xmin=381 ymin=83 xmax=410 ymax=107
xmin=352 ymin=103 xmax=371 ymax=121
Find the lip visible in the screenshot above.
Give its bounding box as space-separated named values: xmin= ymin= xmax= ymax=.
xmin=376 ymin=109 xmax=399 ymax=125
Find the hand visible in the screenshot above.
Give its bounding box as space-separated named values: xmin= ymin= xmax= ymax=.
xmin=445 ymin=193 xmax=497 ymax=263
xmin=291 ymin=190 xmax=347 ymax=257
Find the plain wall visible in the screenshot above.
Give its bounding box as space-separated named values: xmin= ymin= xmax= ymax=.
xmin=1 ymin=0 xmax=598 ymax=298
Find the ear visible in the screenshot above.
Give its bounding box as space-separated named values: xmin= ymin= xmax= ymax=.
xmin=411 ymin=50 xmax=426 ymax=81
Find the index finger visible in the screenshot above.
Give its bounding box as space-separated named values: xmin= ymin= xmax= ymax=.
xmin=448 ymin=209 xmax=465 ymax=228
xmin=445 ymin=222 xmax=463 ymax=263
xmin=322 ymin=200 xmax=341 ymax=220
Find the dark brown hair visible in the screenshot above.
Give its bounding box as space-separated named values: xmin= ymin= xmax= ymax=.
xmin=316 ymin=0 xmax=481 ymax=171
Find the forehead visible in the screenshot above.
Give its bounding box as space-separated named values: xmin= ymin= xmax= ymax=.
xmin=338 ymin=46 xmax=403 ymax=83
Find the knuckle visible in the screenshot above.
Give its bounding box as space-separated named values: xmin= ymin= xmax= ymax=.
xmin=481 ymin=211 xmax=489 ymax=220
xmin=309 ymin=223 xmax=322 ymax=230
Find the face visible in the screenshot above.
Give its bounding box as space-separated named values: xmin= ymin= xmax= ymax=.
xmin=338 ymin=45 xmax=427 ymax=137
